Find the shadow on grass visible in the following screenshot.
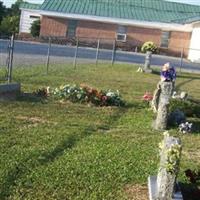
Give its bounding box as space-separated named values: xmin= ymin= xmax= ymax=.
xmin=0 ymin=135 xmax=80 ymax=199
xmin=0 ymin=164 xmax=27 ymax=200
xmin=38 ymin=126 xmax=95 ymax=165
xmin=175 ymin=73 xmax=200 ymax=90
xmin=125 ymin=101 xmax=148 ymax=109
xmin=0 ymin=125 xmax=97 ymax=199
xmin=16 ymin=93 xmax=48 ymax=103
xmin=38 ymin=134 xmax=77 ymax=164
xmin=152 ymin=70 xmax=200 ymax=90
xmin=152 ymin=70 xmax=160 ymax=76
xmin=176 ymin=78 xmax=195 ymax=90
xmin=180 ymin=183 xmax=200 ymax=200
xmin=0 ymin=103 xmax=129 ymax=199
xmin=177 ymin=74 xmax=200 ymax=80
xmin=192 ymin=120 xmax=200 ymax=134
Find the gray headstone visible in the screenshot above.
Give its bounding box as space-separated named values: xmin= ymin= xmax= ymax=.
xmin=0 ymin=83 xmax=21 ymax=100
xmin=154 ymin=82 xmax=173 ymax=130
xmin=0 ymin=83 xmax=20 ymax=94
xmin=144 ymin=51 xmax=152 ymax=73
xmin=151 ymin=82 xmax=161 ymax=113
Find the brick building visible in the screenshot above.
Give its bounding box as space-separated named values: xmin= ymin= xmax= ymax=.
xmin=20 ymin=0 xmax=200 ymax=61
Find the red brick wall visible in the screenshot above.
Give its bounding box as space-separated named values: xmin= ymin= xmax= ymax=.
xmin=127 ymin=26 xmax=162 ymax=46
xmin=76 ymin=21 xmax=117 ymax=39
xmin=168 ymin=31 xmax=191 ymax=56
xmin=127 ymin=27 xmax=191 ymax=56
xmin=40 ymin=16 xmax=67 ymax=37
xmin=39 ymin=16 xmax=192 ymax=56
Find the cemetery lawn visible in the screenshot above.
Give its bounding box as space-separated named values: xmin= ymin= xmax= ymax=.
xmin=0 ymin=64 xmax=200 ymax=200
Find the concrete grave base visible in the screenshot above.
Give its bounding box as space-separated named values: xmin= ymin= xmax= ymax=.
xmin=0 ymin=83 xmax=21 ymax=100
xmin=148 ymin=176 xmax=183 ymax=200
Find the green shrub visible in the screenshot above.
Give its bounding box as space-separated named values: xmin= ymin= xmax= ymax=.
xmin=169 ymin=99 xmax=200 ymax=118
xmin=30 ymin=19 xmax=40 ymax=37
xmin=141 ymin=41 xmax=158 ymax=53
xmin=0 ymin=15 xmax=19 ymax=35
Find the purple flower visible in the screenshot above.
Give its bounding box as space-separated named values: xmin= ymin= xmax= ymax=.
xmin=161 ymin=63 xmax=176 ymax=82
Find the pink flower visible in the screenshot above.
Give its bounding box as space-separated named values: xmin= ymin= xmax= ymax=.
xmin=142 ymin=92 xmax=153 ymax=101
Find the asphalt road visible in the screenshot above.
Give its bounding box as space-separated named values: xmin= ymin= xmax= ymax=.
xmin=0 ymin=39 xmax=200 ymax=73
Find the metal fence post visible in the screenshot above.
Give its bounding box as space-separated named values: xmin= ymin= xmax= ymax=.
xmin=111 ymin=40 xmax=116 ymax=65
xmin=6 ymin=40 xmax=11 ymax=69
xmin=73 ymin=38 xmax=79 ymax=69
xmin=46 ymin=37 xmax=51 ymax=75
xmin=95 ymin=39 xmax=100 ymax=66
xmin=179 ymin=48 xmax=184 ymax=73
xmin=7 ymin=34 xmax=15 ymax=83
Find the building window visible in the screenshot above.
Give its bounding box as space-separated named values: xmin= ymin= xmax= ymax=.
xmin=161 ymin=31 xmax=170 ymax=48
xmin=30 ymin=15 xmax=40 ymax=19
xmin=116 ymin=25 xmax=127 ymax=42
xmin=67 ymin=20 xmax=77 ymax=38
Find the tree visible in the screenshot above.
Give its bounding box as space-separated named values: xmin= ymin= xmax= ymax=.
xmin=0 ymin=15 xmax=20 ymax=35
xmin=0 ymin=1 xmax=6 ymax=23
xmin=0 ymin=0 xmax=24 ymax=35
xmin=30 ymin=19 xmax=40 ymax=37
xmin=8 ymin=0 xmax=24 ymax=16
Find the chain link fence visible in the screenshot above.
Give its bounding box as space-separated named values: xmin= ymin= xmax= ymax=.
xmin=0 ymin=35 xmax=200 ymax=80
xmin=0 ymin=36 xmax=10 ymax=82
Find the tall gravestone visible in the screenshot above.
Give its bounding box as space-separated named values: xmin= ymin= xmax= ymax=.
xmin=154 ymin=82 xmax=173 ymax=130
xmin=148 ymin=133 xmax=183 ymax=200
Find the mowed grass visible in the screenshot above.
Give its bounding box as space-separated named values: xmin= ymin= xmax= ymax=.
xmin=0 ymin=63 xmax=200 ymax=200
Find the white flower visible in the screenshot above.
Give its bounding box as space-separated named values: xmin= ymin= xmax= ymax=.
xmin=179 ymin=122 xmax=193 ymax=134
xmin=106 ymin=92 xmax=115 ymax=97
xmin=163 ymin=131 xmax=170 ymax=137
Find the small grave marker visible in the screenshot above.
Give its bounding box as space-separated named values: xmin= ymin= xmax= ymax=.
xmin=0 ymin=83 xmax=21 ymax=100
xmin=148 ymin=133 xmax=183 ymax=200
xmin=144 ymin=51 xmax=152 ymax=73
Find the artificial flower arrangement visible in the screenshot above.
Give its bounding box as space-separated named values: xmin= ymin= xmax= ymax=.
xmin=142 ymin=92 xmax=153 ymax=102
xmin=160 ymin=62 xmax=176 ymax=82
xmin=33 ymin=87 xmax=50 ymax=98
xmin=179 ymin=122 xmax=193 ymax=134
xmin=52 ymin=84 xmax=125 ymax=107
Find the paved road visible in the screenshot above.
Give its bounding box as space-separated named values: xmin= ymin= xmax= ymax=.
xmin=0 ymin=39 xmax=200 ymax=73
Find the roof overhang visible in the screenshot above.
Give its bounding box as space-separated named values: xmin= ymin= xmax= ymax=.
xmin=39 ymin=10 xmax=193 ymax=32
xmin=20 ymin=8 xmax=42 ymax=13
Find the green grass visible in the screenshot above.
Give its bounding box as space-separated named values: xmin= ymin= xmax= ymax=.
xmin=0 ymin=64 xmax=200 ymax=200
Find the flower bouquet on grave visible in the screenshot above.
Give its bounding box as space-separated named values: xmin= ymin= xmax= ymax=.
xmin=160 ymin=62 xmax=176 ymax=82
xmin=53 ymin=83 xmax=125 ymax=107
xmin=142 ymin=92 xmax=153 ymax=103
xmin=178 ymin=122 xmax=193 ymax=134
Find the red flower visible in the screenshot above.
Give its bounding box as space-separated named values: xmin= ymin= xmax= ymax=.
xmin=91 ymin=89 xmax=98 ymax=95
xmin=101 ymin=95 xmax=108 ymax=101
xmin=142 ymin=92 xmax=153 ymax=101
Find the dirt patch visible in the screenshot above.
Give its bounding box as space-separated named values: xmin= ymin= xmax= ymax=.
xmin=125 ymin=184 xmax=148 ymax=200
xmin=16 ymin=116 xmax=49 ymax=123
xmin=15 ymin=116 xmax=57 ymax=129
